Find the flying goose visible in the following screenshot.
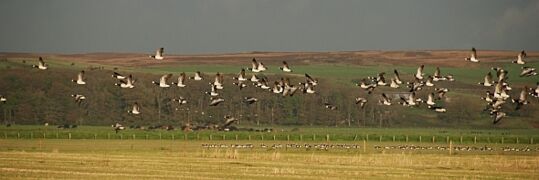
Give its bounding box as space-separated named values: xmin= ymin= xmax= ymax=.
xmin=112 ymin=123 xmax=125 ymax=134
xmin=415 ymin=65 xmax=425 ymax=80
xmin=493 ymin=82 xmax=510 ymax=100
xmin=481 ymin=91 xmax=495 ymax=103
xmin=426 ymin=93 xmax=436 ymax=106
xmin=465 ymin=48 xmax=479 ymax=62
xmin=209 ymin=97 xmax=225 ymax=106
xmin=189 ymin=71 xmax=204 ymax=81
xmin=324 ymin=103 xmax=337 ymax=110
xmin=115 ymin=74 xmax=135 ymax=88
xmin=232 ymin=81 xmax=247 ymax=90
xmin=390 ymin=78 xmax=400 ymax=88
xmin=127 ymin=102 xmax=141 ymax=115
xmin=478 ymin=72 xmax=494 ymax=87
xmin=233 ymin=68 xmax=248 ymax=81
xmin=149 ymin=47 xmax=164 ymax=60
xmin=244 ymin=97 xmax=258 ymax=104
xmin=425 ymin=75 xmax=435 ymax=87
xmin=303 ymin=83 xmax=316 ymax=94
xmin=250 ymin=74 xmax=260 ymax=82
xmin=304 ymin=73 xmax=318 ymax=86
xmin=520 ymin=67 xmax=537 ymax=77
xmin=434 ymin=88 xmax=449 ymax=99
xmin=152 ymin=74 xmax=172 ymax=88
xmin=492 ymin=111 xmax=507 ymax=125
xmin=530 ymin=82 xmax=539 ymax=98
xmin=357 ymin=78 xmax=376 ymax=94
xmin=71 ymin=94 xmax=86 ymax=106
xmin=379 ymin=93 xmax=392 ymax=106
xmin=172 ymin=96 xmax=188 ymax=105
xmin=280 ymin=61 xmax=292 ymax=72
xmin=205 ymin=85 xmax=219 ymax=97
xmin=432 ymin=67 xmax=452 ymax=81
xmin=407 ymin=77 xmax=425 ymax=92
xmin=172 ymin=72 xmax=187 ymax=87
xmin=489 ymin=99 xmax=506 ymax=110
xmin=272 ymin=81 xmax=284 ymax=94
xmin=512 ymin=87 xmax=529 ymax=110
xmin=399 ymin=92 xmax=422 ymax=106
xmin=355 ymin=97 xmax=368 ymax=108
xmin=212 ymin=72 xmax=224 ymax=89
xmin=427 ymin=105 xmax=447 ymax=113
xmin=0 ymin=95 xmax=7 ymax=104
xmin=72 ymin=70 xmax=86 ymax=85
xmin=370 ymin=72 xmax=388 ymax=86
xmin=222 ymin=115 xmax=238 ymax=129
xmin=283 ymin=83 xmax=299 ymax=97
xmin=112 ymin=72 xmax=126 ymax=80
xmin=393 ymin=69 xmax=403 ymax=84
xmin=248 ymin=58 xmax=260 ymax=72
xmin=32 ymin=57 xmax=48 ymax=70
xmin=512 ymin=50 xmax=526 ymax=64
xmin=492 ymin=67 xmax=508 ymax=82
xmin=255 ymin=77 xmax=271 ymax=90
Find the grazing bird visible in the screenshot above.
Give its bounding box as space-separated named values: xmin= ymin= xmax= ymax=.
xmin=189 ymin=71 xmax=204 ymax=81
xmin=280 ymin=61 xmax=292 ymax=72
xmin=355 ymin=97 xmax=368 ymax=108
xmin=0 ymin=95 xmax=6 ymax=104
xmin=492 ymin=111 xmax=507 ymax=125
xmin=393 ymin=69 xmax=403 ymax=84
xmin=512 ymin=87 xmax=529 ymax=110
xmin=233 ymin=68 xmax=248 ymax=81
xmin=112 ymin=72 xmax=126 ymax=80
xmin=209 ymin=97 xmax=225 ymax=106
xmin=324 ymin=103 xmax=337 ymax=110
xmin=172 ymin=96 xmax=188 ymax=105
xmin=415 ymin=65 xmax=425 ymax=80
xmin=71 ymin=94 xmax=86 ymax=106
xmin=520 ymin=67 xmax=537 ymax=77
xmin=304 ymin=73 xmax=318 ymax=86
xmin=478 ymin=72 xmax=495 ymax=87
xmin=379 ymin=93 xmax=392 ymax=106
xmin=465 ymin=47 xmax=479 ymax=62
xmin=512 ymin=50 xmax=527 ymax=65
xmin=149 ymin=47 xmax=164 ymax=60
xmin=152 ymin=74 xmax=172 ymax=88
xmin=115 ymin=74 xmax=135 ymax=88
xmin=72 ymin=70 xmax=86 ymax=85
xmin=172 ymin=72 xmax=187 ymax=87
xmin=128 ymin=102 xmax=141 ymax=115
xmin=32 ymin=57 xmax=48 ymax=70
xmin=244 ymin=97 xmax=258 ymax=104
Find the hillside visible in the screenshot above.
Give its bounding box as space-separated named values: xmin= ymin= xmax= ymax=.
xmin=0 ymin=50 xmax=538 ymax=128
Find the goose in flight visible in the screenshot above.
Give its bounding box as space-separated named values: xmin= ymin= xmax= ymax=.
xmin=369 ymin=72 xmax=388 ymax=86
xmin=530 ymin=82 xmax=539 ymax=98
xmin=393 ymin=69 xmax=403 ymax=84
xmin=72 ymin=71 xmax=86 ymax=85
xmin=520 ymin=67 xmax=537 ymax=77
xmin=189 ymin=71 xmax=204 ymax=81
xmin=209 ymin=97 xmax=225 ymax=106
xmin=432 ymin=67 xmax=453 ymax=81
xmin=233 ymin=68 xmax=248 ymax=81
xmin=272 ymin=81 xmax=284 ymax=94
xmin=304 ymin=73 xmax=318 ymax=86
xmin=248 ymin=58 xmax=267 ymax=72
xmin=389 ymin=78 xmax=400 ymax=88
xmin=112 ymin=123 xmax=125 ymax=134
xmin=115 ymin=74 xmax=135 ymax=88
xmin=232 ymin=81 xmax=247 ymax=90
xmin=434 ymin=88 xmax=449 ymax=100
xmin=512 ymin=50 xmax=527 ymax=65
xmin=112 ymin=72 xmax=126 ymax=80
xmin=379 ymin=93 xmax=392 ymax=106
xmin=255 ymin=77 xmax=270 ymax=90
xmin=512 ymin=87 xmax=529 ymax=110
xmin=415 ymin=65 xmax=425 ymax=80
xmin=213 ymin=72 xmax=224 ymax=89
xmin=493 ymin=82 xmax=510 ymax=100
xmin=357 ymin=78 xmax=376 ymax=94
xmin=152 ymin=74 xmax=172 ymax=88
xmin=205 ymin=85 xmax=219 ymax=97
xmin=407 ymin=77 xmax=425 ymax=92
xmin=465 ymin=47 xmax=479 ymax=62
xmin=492 ymin=67 xmax=508 ymax=82
xmin=71 ymin=94 xmax=86 ymax=106
xmin=0 ymin=95 xmax=7 ymax=104
xmin=426 ymin=93 xmax=436 ymax=106
xmin=172 ymin=96 xmax=188 ymax=105
xmin=244 ymin=97 xmax=258 ymax=104
xmin=302 ymin=83 xmax=316 ymax=94
xmin=32 ymin=57 xmax=48 ymax=70
xmin=250 ymin=74 xmax=260 ymax=82
xmin=425 ymin=75 xmax=435 ymax=87
xmin=481 ymin=91 xmax=495 ymax=103
xmin=355 ymin=97 xmax=368 ymax=108
xmin=150 ymin=47 xmax=164 ymax=60
xmin=172 ymin=72 xmax=187 ymax=87
xmin=478 ymin=72 xmax=494 ymax=87
xmin=280 ymin=61 xmax=292 ymax=72
xmin=324 ymin=103 xmax=337 ymax=110
xmin=427 ymin=105 xmax=447 ymax=113
xmin=492 ymin=111 xmax=506 ymax=125
xmin=128 ymin=102 xmax=141 ymax=115
xmin=398 ymin=92 xmax=422 ymax=106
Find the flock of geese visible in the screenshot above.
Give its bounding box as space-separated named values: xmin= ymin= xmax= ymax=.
xmin=1 ymin=47 xmax=538 ymax=130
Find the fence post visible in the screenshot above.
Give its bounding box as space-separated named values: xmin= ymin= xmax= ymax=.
xmin=366 ymin=134 xmax=369 ymax=142
xmin=531 ymin=137 xmax=534 ymax=144
xmin=30 ymin=132 xmax=33 ymax=139
xmin=159 ymin=133 xmax=162 ymax=140
xmin=313 ymin=134 xmax=316 ymax=141
xmin=474 ymin=136 xmax=477 ymax=144
xmin=120 ymin=134 xmax=123 ymax=140
xmin=449 ymin=140 xmax=453 ymax=155
xmin=459 ymin=136 xmax=463 ymax=144
xmin=392 ymin=136 xmax=395 ymax=142
xmin=299 ymin=134 xmax=303 ymax=141
xmin=446 ymin=136 xmax=449 ymax=143
xmin=248 ymin=135 xmax=251 ymax=141
xmin=326 ymin=134 xmax=330 ymax=142
xmin=432 ymin=136 xmax=435 ymax=143
xmin=419 ymin=136 xmax=422 ymax=143
xmin=43 ymin=133 xmax=46 ymax=139
xmin=146 ymin=134 xmax=149 ymax=140
xmin=501 ymin=137 xmax=504 ymax=144
xmin=210 ymin=134 xmax=213 ymax=140
xmin=354 ymin=134 xmax=358 ymax=141
xmin=363 ymin=140 xmax=366 ymax=153
xmin=236 ymin=134 xmax=239 ymax=141
xmin=516 ymin=137 xmax=519 ymax=144
xmin=107 ymin=133 xmax=110 ymax=139
xmin=172 ymin=134 xmax=174 ymax=140
xmin=379 ymin=135 xmax=382 ymax=142
xmin=273 ymin=135 xmax=276 ymax=141
xmin=68 ymin=133 xmax=71 ymax=140
xmin=261 ymin=134 xmax=264 ymax=141
xmin=287 ymin=134 xmax=290 ymax=141
xmin=17 ymin=132 xmax=20 ymax=139
xmin=223 ymin=134 xmax=226 ymax=140
xmin=132 ymin=134 xmax=136 ymax=140
xmin=94 ymin=133 xmax=97 ymax=140
xmin=406 ymin=135 xmax=408 ymax=142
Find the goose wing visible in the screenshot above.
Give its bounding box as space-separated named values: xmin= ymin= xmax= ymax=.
xmin=160 ymin=74 xmax=172 ymax=84
xmin=78 ymin=71 xmax=85 ymax=81
xmin=471 ymin=48 xmax=477 ymax=59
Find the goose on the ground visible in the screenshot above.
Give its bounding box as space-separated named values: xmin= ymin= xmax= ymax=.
xmin=492 ymin=111 xmax=507 ymax=125
xmin=244 ymin=97 xmax=258 ymax=104
xmin=465 ymin=47 xmax=479 ymax=62
xmin=149 ymin=47 xmax=164 ymax=60
xmin=209 ymin=97 xmax=225 ymax=106
xmin=233 ymin=68 xmax=248 ymax=81
xmin=355 ymin=97 xmax=368 ymax=108
xmin=379 ymin=93 xmax=392 ymax=106
xmin=152 ymin=74 xmax=172 ymax=88
xmin=520 ymin=67 xmax=537 ymax=77
xmin=304 ymin=73 xmax=318 ymax=86
xmin=324 ymin=103 xmax=337 ymax=110
xmin=280 ymin=61 xmax=292 ymax=72
xmin=127 ymin=102 xmax=141 ymax=115
xmin=32 ymin=57 xmax=48 ymax=70
xmin=415 ymin=65 xmax=425 ymax=80
xmin=172 ymin=72 xmax=187 ymax=87
xmin=172 ymin=96 xmax=188 ymax=105
xmin=71 ymin=94 xmax=86 ymax=106
xmin=512 ymin=50 xmax=527 ymax=64
xmin=112 ymin=72 xmax=126 ymax=80
xmin=512 ymin=87 xmax=529 ymax=110
xmin=189 ymin=71 xmax=204 ymax=81
xmin=478 ymin=72 xmax=494 ymax=86
xmin=115 ymin=74 xmax=135 ymax=88
xmin=72 ymin=70 xmax=86 ymax=85
xmin=205 ymin=85 xmax=219 ymax=97
xmin=393 ymin=69 xmax=403 ymax=84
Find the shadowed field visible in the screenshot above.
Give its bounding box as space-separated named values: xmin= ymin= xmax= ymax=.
xmin=0 ymin=139 xmax=538 ymax=179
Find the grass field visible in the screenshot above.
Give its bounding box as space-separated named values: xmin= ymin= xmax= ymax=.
xmin=1 ymin=139 xmax=538 ymax=179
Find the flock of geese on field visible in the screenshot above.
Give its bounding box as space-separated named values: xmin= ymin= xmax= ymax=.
xmin=1 ymin=47 xmax=538 ymax=131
